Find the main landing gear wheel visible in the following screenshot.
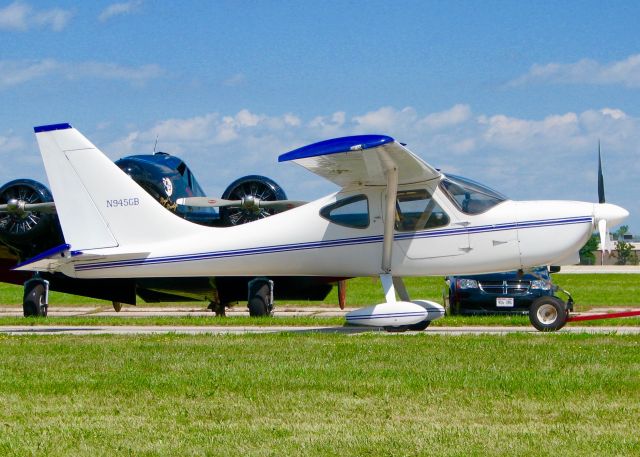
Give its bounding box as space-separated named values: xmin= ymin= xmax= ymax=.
xmin=112 ymin=301 xmax=122 ymax=312
xmin=23 ymin=279 xmax=48 ymax=317
xmin=529 ymin=296 xmax=568 ymax=332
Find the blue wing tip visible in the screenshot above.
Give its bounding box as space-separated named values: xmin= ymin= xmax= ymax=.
xmin=34 ymin=123 xmax=72 ymax=133
xmin=279 ymin=134 xmax=395 ymax=162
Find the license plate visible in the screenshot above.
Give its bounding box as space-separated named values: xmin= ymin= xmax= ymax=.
xmin=496 ymin=297 xmax=514 ymax=307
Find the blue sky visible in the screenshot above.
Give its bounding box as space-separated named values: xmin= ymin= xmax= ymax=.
xmin=1 ymin=0 xmax=639 ymax=231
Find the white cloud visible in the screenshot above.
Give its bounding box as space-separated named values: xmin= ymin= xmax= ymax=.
xmin=0 ymin=1 xmax=72 ymax=31
xmin=98 ymin=0 xmax=143 ymax=22
xmin=223 ymin=73 xmax=246 ymax=87
xmin=99 ymin=106 xmax=639 ymax=207
xmin=509 ymin=54 xmax=640 ymax=88
xmin=4 ymin=105 xmax=638 ymax=228
xmin=352 ymin=106 xmax=417 ymax=132
xmin=0 ymin=131 xmax=25 ymax=153
xmin=0 ymin=59 xmax=163 ymax=89
xmin=421 ymin=104 xmax=472 ymax=130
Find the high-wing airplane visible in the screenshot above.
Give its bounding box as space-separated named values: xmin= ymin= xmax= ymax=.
xmin=8 ymin=123 xmax=630 ymax=331
xmin=0 ymin=136 xmax=337 ymax=317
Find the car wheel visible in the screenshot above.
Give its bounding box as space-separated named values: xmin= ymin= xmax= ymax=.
xmin=529 ymin=296 xmax=567 ymax=332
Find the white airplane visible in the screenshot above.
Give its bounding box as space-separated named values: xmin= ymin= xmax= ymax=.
xmin=14 ymin=123 xmax=628 ymax=331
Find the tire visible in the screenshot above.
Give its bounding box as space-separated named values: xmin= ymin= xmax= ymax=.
xmin=248 ymin=280 xmax=272 ymax=317
xmin=23 ymin=282 xmax=47 ymax=317
xmin=529 ymin=296 xmax=567 ymax=332
xmin=248 ymin=297 xmax=269 ymax=317
xmin=384 ymin=326 xmax=409 ymax=333
xmin=407 ymin=320 xmax=431 ymax=331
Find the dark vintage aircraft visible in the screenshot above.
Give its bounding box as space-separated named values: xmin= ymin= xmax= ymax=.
xmin=0 ymin=149 xmax=337 ymax=316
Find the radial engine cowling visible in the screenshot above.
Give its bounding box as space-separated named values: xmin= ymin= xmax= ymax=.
xmin=220 ymin=175 xmax=287 ymax=226
xmin=0 ymin=179 xmax=62 ymax=255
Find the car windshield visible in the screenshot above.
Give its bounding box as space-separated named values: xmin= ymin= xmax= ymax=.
xmin=440 ymin=174 xmax=507 ymax=215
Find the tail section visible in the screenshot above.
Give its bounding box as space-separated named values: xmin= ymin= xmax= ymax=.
xmin=34 ymin=123 xmax=195 ymax=251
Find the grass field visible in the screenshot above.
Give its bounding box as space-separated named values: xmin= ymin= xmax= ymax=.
xmin=0 ymin=333 xmax=638 ymax=456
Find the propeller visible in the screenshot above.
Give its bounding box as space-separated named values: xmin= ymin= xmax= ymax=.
xmin=0 ymin=199 xmax=56 ymax=216
xmin=597 ymin=140 xmax=605 ymax=204
xmin=593 ymin=142 xmax=628 ymax=253
xmin=176 ymin=196 xmax=307 ymax=212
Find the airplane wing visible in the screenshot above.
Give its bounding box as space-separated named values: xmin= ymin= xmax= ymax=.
xmin=278 ymin=135 xmax=440 ymax=187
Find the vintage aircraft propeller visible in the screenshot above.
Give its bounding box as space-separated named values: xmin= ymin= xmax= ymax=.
xmin=176 ymin=196 xmax=307 ymax=212
xmin=0 ymin=199 xmax=56 ymax=215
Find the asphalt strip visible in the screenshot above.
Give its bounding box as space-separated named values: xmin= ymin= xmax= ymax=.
xmin=1 ymin=325 xmax=639 ymax=336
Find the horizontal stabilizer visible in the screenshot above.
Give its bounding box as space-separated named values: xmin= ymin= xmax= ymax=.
xmin=12 ymin=244 xmax=71 ymax=273
xmin=14 ymin=244 xmax=150 ymax=276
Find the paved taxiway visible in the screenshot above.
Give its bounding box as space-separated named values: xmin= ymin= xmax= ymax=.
xmin=2 ymin=325 xmax=640 ymax=335
xmin=2 ymin=305 xmax=639 ymax=335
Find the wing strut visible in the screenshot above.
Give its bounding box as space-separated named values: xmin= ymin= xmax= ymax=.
xmin=381 ymin=160 xmax=398 ymax=273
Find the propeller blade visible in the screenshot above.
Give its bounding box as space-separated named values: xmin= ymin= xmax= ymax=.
xmin=598 ymin=218 xmax=609 ymax=253
xmin=597 ymin=140 xmax=605 ymax=204
xmin=176 ymin=197 xmax=242 ymax=208
xmin=23 ymin=202 xmax=57 ymax=213
xmin=256 ymin=200 xmax=307 ymax=210
xmin=0 ymin=200 xmax=56 ymax=214
xmin=177 ymin=196 xmax=306 ymax=211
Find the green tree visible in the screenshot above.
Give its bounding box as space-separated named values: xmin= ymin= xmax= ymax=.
xmin=613 ymin=225 xmax=629 ymax=241
xmin=615 ymin=239 xmax=634 ymax=265
xmin=579 ymin=234 xmax=599 ymax=265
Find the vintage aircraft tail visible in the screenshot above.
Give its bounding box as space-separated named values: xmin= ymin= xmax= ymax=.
xmin=34 ymin=123 xmax=196 ymax=251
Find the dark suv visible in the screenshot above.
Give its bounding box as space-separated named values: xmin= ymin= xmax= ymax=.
xmin=445 ymin=266 xmax=572 ymax=315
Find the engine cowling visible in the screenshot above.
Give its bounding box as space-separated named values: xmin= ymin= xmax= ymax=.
xmin=0 ymin=179 xmax=63 ymax=257
xmin=220 ymin=175 xmax=287 ymax=226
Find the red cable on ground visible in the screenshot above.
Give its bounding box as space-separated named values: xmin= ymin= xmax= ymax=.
xmin=567 ymin=310 xmax=640 ymax=322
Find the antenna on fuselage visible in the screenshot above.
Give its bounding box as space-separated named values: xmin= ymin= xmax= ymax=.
xmin=153 ymin=135 xmax=159 ymax=154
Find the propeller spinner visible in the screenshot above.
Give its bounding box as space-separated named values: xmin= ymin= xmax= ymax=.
xmin=0 ymin=199 xmax=56 ymax=216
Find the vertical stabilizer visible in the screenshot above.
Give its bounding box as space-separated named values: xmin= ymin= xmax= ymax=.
xmin=34 ymin=123 xmax=195 ymax=251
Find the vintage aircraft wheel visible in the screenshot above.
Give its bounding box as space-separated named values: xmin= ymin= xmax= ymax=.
xmin=529 ymin=296 xmax=568 ymax=332
xmin=23 ymin=281 xmax=47 ymax=317
xmin=248 ymin=278 xmax=273 ymax=317
xmin=248 ymin=296 xmax=269 ymax=316
xmin=112 ymin=301 xmax=122 ymax=312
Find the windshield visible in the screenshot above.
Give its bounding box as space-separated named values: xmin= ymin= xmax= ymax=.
xmin=440 ymin=174 xmax=507 ymax=215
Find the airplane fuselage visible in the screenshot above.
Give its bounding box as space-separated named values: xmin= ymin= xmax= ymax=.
xmin=61 ymin=179 xmax=595 ymax=280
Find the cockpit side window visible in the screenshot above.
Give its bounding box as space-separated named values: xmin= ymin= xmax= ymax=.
xmin=395 ymin=189 xmax=449 ymax=232
xmin=320 ymin=195 xmax=369 ymax=229
xmin=440 ymin=175 xmax=507 ymax=215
